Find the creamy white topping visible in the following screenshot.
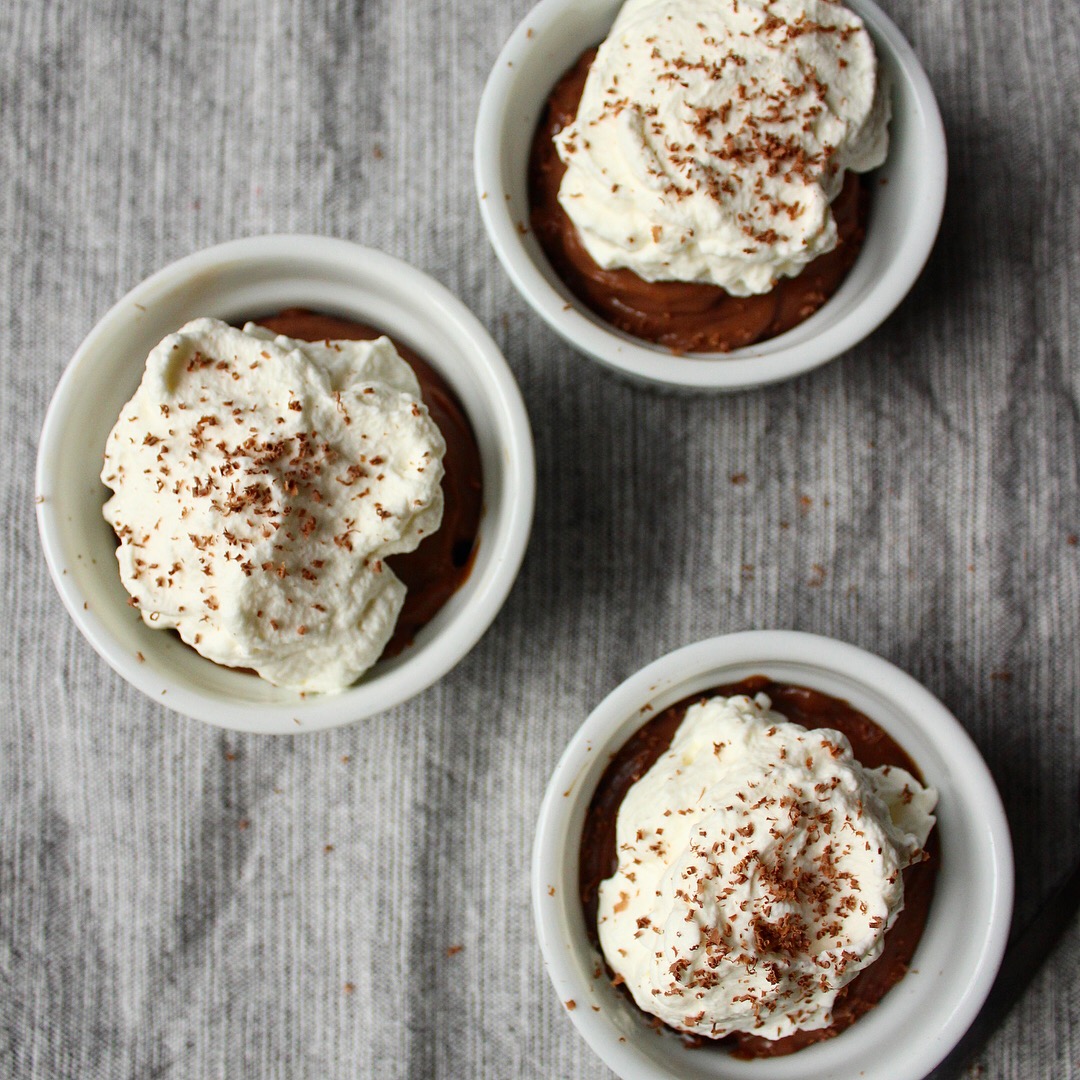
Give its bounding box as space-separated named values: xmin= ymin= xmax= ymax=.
xmin=597 ymin=693 xmax=936 ymax=1040
xmin=102 ymin=318 xmax=445 ymax=692
xmin=556 ymin=0 xmax=890 ymax=295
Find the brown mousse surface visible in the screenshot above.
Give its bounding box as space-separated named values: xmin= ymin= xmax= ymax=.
xmin=528 ymin=49 xmax=871 ymax=354
xmin=254 ymin=309 xmax=482 ymax=658
xmin=579 ymin=676 xmax=938 ymax=1059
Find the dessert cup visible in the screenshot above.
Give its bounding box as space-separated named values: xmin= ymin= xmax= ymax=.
xmin=532 ymin=631 xmax=1013 ymax=1079
xmin=475 ymin=0 xmax=947 ymax=392
xmin=37 ymin=236 xmax=535 ymax=733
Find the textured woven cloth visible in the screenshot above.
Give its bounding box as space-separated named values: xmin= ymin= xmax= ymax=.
xmin=2 ymin=0 xmax=1078 ymax=1077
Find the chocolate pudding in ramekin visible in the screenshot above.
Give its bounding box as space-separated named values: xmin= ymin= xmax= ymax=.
xmin=38 ymin=236 xmax=535 ymax=732
xmin=476 ymin=0 xmax=947 ymax=391
xmin=532 ymin=632 xmax=1012 ymax=1080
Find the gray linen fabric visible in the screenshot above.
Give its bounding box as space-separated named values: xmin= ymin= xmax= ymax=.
xmin=2 ymin=0 xmax=1078 ymax=1077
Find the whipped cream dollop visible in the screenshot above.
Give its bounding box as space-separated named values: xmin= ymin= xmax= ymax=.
xmin=597 ymin=693 xmax=936 ymax=1041
xmin=555 ymin=0 xmax=890 ymax=295
xmin=102 ymin=318 xmax=446 ymax=692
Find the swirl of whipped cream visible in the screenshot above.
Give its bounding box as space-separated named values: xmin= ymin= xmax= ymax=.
xmin=597 ymin=693 xmax=936 ymax=1040
xmin=555 ymin=0 xmax=890 ymax=295
xmin=102 ymin=318 xmax=445 ymax=692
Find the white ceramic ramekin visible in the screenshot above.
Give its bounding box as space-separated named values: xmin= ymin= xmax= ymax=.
xmin=37 ymin=236 xmax=535 ymax=733
xmin=533 ymin=631 xmax=1012 ymax=1080
xmin=475 ymin=0 xmax=947 ymax=392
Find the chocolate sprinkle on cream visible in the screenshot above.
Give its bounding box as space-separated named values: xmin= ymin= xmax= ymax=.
xmin=102 ymin=318 xmax=445 ymax=691
xmin=594 ymin=691 xmax=937 ymax=1042
xmin=554 ymin=0 xmax=890 ymax=296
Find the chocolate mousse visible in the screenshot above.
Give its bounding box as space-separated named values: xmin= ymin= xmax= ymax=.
xmin=103 ymin=310 xmax=481 ymax=691
xmin=254 ymin=309 xmax=483 ymax=659
xmin=579 ymin=677 xmax=938 ymax=1057
xmin=530 ymin=48 xmax=870 ymax=354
